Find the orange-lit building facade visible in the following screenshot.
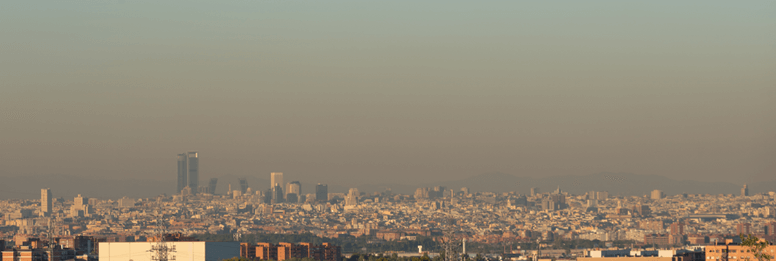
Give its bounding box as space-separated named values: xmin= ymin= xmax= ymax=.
xmin=241 ymin=242 xmax=340 ymax=261
xmin=705 ymin=243 xmax=776 ymax=260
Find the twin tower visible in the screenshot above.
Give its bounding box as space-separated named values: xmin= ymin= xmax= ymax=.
xmin=177 ymin=152 xmax=199 ymax=193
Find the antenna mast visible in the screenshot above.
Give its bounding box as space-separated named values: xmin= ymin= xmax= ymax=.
xmin=149 ymin=217 xmax=176 ymax=261
xmin=48 ymin=219 xmax=55 ymax=261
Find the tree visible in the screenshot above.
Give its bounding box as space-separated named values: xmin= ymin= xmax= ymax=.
xmin=740 ymin=234 xmax=773 ymax=261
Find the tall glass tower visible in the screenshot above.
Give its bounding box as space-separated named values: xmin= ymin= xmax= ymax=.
xmin=187 ymin=151 xmax=199 ymax=190
xmin=177 ymin=153 xmax=188 ymax=193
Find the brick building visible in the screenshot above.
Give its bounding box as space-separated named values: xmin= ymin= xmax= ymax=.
xmin=705 ymin=243 xmax=776 ymax=260
xmin=241 ymin=242 xmax=340 ymax=261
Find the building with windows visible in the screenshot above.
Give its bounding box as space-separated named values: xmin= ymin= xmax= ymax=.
xmin=241 ymin=242 xmax=340 ymax=261
xmin=98 ymin=242 xmax=238 ymax=261
xmin=706 ymin=243 xmax=776 ymax=261
xmin=271 ymin=172 xmax=284 ymax=191
xmin=651 ymin=190 xmax=664 ymax=200
xmin=176 ymin=152 xmax=199 ymax=193
xmin=187 ymin=152 xmax=199 ymax=190
xmin=315 ymin=184 xmax=328 ymax=202
xmin=287 ymin=181 xmax=301 ymax=196
xmin=40 ymin=189 xmax=52 ymax=217
xmin=177 ymin=153 xmax=188 ymax=193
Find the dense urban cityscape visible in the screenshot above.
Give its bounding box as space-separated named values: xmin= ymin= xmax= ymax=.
xmin=1 ymin=152 xmax=774 ymax=261
xmin=4 ymin=0 xmax=774 ymax=261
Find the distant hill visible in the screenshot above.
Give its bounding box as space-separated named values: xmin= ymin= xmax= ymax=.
xmin=356 ymin=172 xmax=774 ymax=197
xmin=1 ymin=172 xmax=772 ymax=200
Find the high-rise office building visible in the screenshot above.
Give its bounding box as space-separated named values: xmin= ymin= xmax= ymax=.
xmin=41 ymin=188 xmax=52 ymax=217
xmin=287 ymin=181 xmax=301 ymax=195
xmin=187 ymin=152 xmax=199 ymax=190
xmin=177 ymin=153 xmax=188 ymax=193
xmin=239 ymin=178 xmax=249 ymax=193
xmin=286 ymin=181 xmax=302 ymax=203
xmin=271 ymin=172 xmax=284 ymax=200
xmin=264 ymin=188 xmax=273 ymax=204
xmin=315 ymin=183 xmax=328 ymax=202
xmin=741 ymin=184 xmax=749 ymax=197
xmin=272 ymin=184 xmax=285 ymax=204
xmin=208 ymin=178 xmax=218 ymax=195
xmin=651 ymin=189 xmax=664 ymax=200
xmin=345 ymin=188 xmax=359 ymax=207
xmin=74 ymin=194 xmax=87 ymax=209
xmin=271 ymin=172 xmax=284 ymax=190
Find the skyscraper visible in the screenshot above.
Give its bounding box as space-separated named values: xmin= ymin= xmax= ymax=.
xmin=187 ymin=152 xmax=199 ymax=190
xmin=239 ymin=178 xmax=249 ymax=193
xmin=272 ymin=184 xmax=285 ymax=204
xmin=208 ymin=178 xmax=218 ymax=195
xmin=271 ymin=172 xmax=284 ymax=190
xmin=74 ymin=194 xmax=87 ymax=209
xmin=41 ymin=188 xmax=52 ymax=217
xmin=741 ymin=184 xmax=749 ymax=197
xmin=177 ymin=153 xmax=188 ymax=193
xmin=345 ymin=188 xmax=359 ymax=207
xmin=316 ymin=183 xmax=328 ymax=202
xmin=287 ymin=181 xmax=301 ymax=195
xmin=263 ymin=188 xmax=273 ymax=204
xmin=271 ymin=172 xmax=284 ymax=200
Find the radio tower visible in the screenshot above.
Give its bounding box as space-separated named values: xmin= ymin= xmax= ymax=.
xmin=149 ymin=217 xmax=176 ymax=261
xmin=48 ymin=219 xmax=55 ymax=261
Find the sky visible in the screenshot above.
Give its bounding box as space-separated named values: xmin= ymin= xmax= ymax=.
xmin=1 ymin=1 xmax=774 ymax=188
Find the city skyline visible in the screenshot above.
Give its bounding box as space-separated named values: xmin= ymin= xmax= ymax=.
xmin=1 ymin=1 xmax=774 ymax=261
xmin=2 ymin=171 xmax=776 ymax=200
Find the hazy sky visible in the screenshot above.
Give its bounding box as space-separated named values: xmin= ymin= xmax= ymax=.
xmin=1 ymin=1 xmax=774 ymax=187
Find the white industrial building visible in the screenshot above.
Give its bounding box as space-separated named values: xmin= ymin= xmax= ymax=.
xmin=99 ymin=242 xmax=239 ymax=261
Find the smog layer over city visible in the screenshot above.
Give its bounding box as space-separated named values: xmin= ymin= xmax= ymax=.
xmin=0 ymin=2 xmax=774 ymax=261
